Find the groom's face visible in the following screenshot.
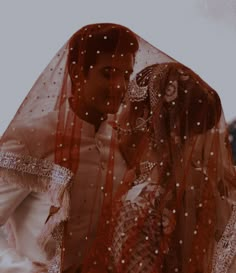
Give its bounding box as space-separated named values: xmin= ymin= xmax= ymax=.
xmin=81 ymin=52 xmax=134 ymax=115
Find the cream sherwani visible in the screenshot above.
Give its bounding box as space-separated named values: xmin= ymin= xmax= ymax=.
xmin=0 ymin=111 xmax=126 ymax=273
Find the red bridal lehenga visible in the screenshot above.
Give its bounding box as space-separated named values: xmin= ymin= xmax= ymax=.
xmin=0 ymin=23 xmax=235 ymax=273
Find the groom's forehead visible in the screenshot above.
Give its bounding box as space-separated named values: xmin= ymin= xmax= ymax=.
xmin=94 ymin=53 xmax=134 ymax=70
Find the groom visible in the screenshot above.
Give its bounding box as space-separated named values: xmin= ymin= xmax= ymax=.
xmin=0 ymin=23 xmax=138 ymax=273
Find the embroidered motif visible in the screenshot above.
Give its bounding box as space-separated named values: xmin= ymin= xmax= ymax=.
xmin=47 ymin=224 xmax=64 ymax=273
xmin=139 ymin=161 xmax=157 ymax=174
xmin=212 ymin=205 xmax=236 ymax=273
xmin=112 ymin=182 xmax=174 ymax=273
xmin=0 ymin=151 xmax=73 ymax=187
xmin=128 ymin=79 xmax=148 ymax=102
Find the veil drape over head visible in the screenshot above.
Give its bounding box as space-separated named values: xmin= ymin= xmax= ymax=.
xmin=0 ymin=23 xmax=235 ymax=273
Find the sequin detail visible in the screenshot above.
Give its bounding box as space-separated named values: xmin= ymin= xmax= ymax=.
xmin=128 ymin=79 xmax=148 ymax=102
xmin=0 ymin=151 xmax=73 ymax=188
xmin=212 ymin=205 xmax=236 ymax=273
xmin=47 ymin=224 xmax=64 ymax=273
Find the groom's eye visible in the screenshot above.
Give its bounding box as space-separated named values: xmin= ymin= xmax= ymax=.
xmin=102 ymin=67 xmax=115 ymax=79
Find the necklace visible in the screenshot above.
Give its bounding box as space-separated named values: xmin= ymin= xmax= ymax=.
xmin=113 ymin=114 xmax=153 ymax=135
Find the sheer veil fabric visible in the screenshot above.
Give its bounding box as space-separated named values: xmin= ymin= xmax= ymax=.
xmin=0 ymin=23 xmax=235 ymax=273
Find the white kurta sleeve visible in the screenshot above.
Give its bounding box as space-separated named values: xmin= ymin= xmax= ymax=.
xmin=0 ymin=179 xmax=30 ymax=226
xmin=0 ymin=179 xmax=33 ymax=272
xmin=0 ymin=247 xmax=34 ymax=273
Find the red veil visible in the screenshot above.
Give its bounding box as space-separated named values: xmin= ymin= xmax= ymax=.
xmin=0 ymin=23 xmax=235 ymax=273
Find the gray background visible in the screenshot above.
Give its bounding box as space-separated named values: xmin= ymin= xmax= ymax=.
xmin=0 ymin=0 xmax=236 ymax=134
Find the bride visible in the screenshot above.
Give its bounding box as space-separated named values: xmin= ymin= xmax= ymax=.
xmin=82 ymin=62 xmax=236 ymax=273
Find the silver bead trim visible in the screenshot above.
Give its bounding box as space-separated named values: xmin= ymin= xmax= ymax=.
xmin=0 ymin=151 xmax=73 ymax=187
xmin=212 ymin=205 xmax=236 ymax=273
